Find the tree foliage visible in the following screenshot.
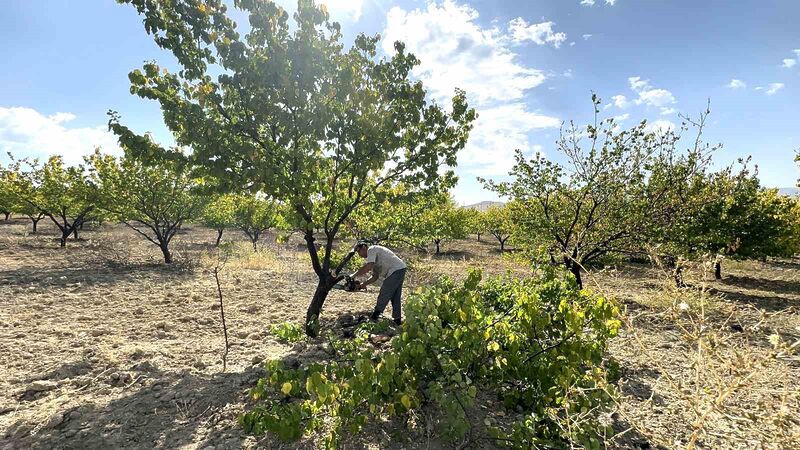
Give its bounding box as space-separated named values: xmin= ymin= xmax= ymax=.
xmin=233 ymin=194 xmax=279 ymax=250
xmin=465 ymin=208 xmax=487 ymax=241
xmin=483 ymin=204 xmax=513 ymax=251
xmin=89 ymin=150 xmax=205 ymax=263
xmin=116 ymin=0 xmax=476 ymax=334
xmin=9 ymin=156 xmax=98 ymax=247
xmin=202 ymin=193 xmax=237 ymax=246
xmin=483 ymin=97 xmax=718 ymax=287
xmin=241 ymin=269 xmax=619 ymax=448
xmin=417 ymin=193 xmax=469 ymax=254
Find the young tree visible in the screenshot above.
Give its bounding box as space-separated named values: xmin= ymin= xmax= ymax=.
xmin=465 ymin=208 xmax=486 ymax=242
xmin=0 ymin=164 xmax=13 ymax=221
xmin=202 ymin=193 xmax=237 ymax=246
xmin=483 ymin=204 xmax=513 ymax=251
xmin=89 ymin=150 xmax=206 ymax=263
xmin=233 ymin=195 xmax=278 ymax=250
xmin=11 ymin=156 xmax=98 ymax=247
xmin=115 ymin=0 xmax=475 ymax=335
xmin=417 ymin=194 xmax=469 ymax=254
xmin=483 ymin=97 xmax=717 ymax=288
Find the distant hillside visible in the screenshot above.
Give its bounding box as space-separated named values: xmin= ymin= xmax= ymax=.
xmin=463 ymin=201 xmax=504 ymax=211
xmin=778 ymin=187 xmax=800 ymax=197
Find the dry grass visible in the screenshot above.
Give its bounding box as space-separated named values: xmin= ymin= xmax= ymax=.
xmin=1 ymin=218 xmax=798 ymax=449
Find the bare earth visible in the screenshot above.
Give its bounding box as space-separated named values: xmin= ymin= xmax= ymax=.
xmin=1 ymin=218 xmax=798 ymax=449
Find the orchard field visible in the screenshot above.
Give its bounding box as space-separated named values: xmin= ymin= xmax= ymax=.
xmin=1 ymin=217 xmax=798 ymax=449
xmin=2 ymin=1 xmax=800 ymax=449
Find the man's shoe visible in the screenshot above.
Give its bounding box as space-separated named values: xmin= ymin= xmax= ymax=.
xmin=370 ymin=312 xmax=381 ymax=322
xmin=393 ymin=318 xmax=403 ymax=326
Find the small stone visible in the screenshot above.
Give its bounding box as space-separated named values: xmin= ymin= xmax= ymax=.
xmin=247 ymin=332 xmax=260 ymax=340
xmin=90 ymin=329 xmax=107 ymax=337
xmin=28 ymin=380 xmax=58 ymax=392
xmin=237 ymin=331 xmax=249 ymax=339
xmin=68 ymin=410 xmax=82 ymax=421
xmin=45 ymin=412 xmax=65 ymax=429
xmin=64 ymin=429 xmax=78 ymax=438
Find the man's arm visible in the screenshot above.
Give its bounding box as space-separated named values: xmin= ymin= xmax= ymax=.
xmin=351 ymin=262 xmax=375 ymax=278
xmin=361 ymin=267 xmax=379 ymax=286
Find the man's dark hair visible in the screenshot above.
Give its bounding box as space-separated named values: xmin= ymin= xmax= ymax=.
xmin=354 ymin=240 xmax=370 ymax=249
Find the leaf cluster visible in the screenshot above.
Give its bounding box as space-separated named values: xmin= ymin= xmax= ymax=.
xmin=241 ymin=268 xmax=620 ymax=448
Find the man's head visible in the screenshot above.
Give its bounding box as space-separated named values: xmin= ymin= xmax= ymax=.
xmin=354 ymin=240 xmax=369 ymax=258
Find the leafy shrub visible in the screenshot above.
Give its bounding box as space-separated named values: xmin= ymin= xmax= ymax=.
xmin=269 ymin=322 xmax=306 ymax=344
xmin=241 ymin=268 xmax=620 ymax=448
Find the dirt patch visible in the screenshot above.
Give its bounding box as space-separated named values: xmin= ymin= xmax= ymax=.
xmin=1 ymin=219 xmax=798 ymax=449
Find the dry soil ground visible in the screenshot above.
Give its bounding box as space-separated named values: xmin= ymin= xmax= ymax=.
xmin=1 ymin=218 xmax=798 ymax=449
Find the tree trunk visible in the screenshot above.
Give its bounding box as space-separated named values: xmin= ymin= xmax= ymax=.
xmin=714 ymin=260 xmax=721 ymax=280
xmin=477 ymin=233 xmax=481 ymax=242
xmin=500 ymin=239 xmax=505 ymax=252
xmin=60 ymin=233 xmax=68 ymax=247
xmin=31 ymin=219 xmax=39 ymax=233
xmin=674 ymin=265 xmax=686 ymax=288
xmin=73 ymin=227 xmax=79 ymax=240
xmin=435 ymin=240 xmax=441 ymax=254
xmin=305 ymin=279 xmax=333 ymax=337
xmin=215 ymin=228 xmax=224 ymax=246
xmin=79 ymin=222 xmax=84 ymax=230
xmin=2 ymin=212 xmax=9 ymax=221
xmin=569 ymin=263 xmax=582 ymax=289
xmin=160 ymin=243 xmax=172 ymax=264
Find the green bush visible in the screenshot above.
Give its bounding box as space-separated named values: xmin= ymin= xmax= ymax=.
xmin=269 ymin=322 xmax=306 ymax=344
xmin=241 ymin=268 xmax=620 ymax=448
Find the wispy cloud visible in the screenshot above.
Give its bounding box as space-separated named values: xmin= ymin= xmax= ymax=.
xmin=0 ymin=107 xmax=121 ymax=165
xmin=508 ymin=18 xmax=567 ymax=48
xmin=765 ymin=83 xmax=785 ymax=95
xmin=581 ymin=0 xmax=617 ymax=6
xmin=727 ymin=79 xmax=746 ymax=89
xmin=782 ymin=58 xmax=797 ymax=68
xmin=628 ymin=76 xmax=677 ymax=114
xmin=382 ymin=0 xmax=560 ymax=177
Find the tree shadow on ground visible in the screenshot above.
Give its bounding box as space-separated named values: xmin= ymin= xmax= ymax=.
xmin=721 ymin=275 xmax=800 ymax=296
xmin=0 ymin=263 xmax=196 ymax=290
xmin=429 ymin=249 xmax=476 ymax=261
xmin=2 ymin=363 xmax=266 ymax=450
xmin=708 ymin=287 xmax=794 ymax=312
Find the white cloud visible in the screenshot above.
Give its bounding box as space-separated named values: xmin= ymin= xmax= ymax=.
xmin=765 ymin=83 xmax=785 ymax=95
xmin=460 ymin=104 xmax=558 ymax=176
xmin=644 ymin=119 xmax=675 ymax=134
xmin=582 ymin=34 xmax=593 ymax=40
xmin=383 ymin=1 xmax=546 ymax=104
xmin=563 ymin=69 xmax=574 ymax=78
xmin=382 ymin=1 xmax=559 ymax=178
xmin=660 ymin=107 xmax=677 ymax=115
xmin=611 ymin=113 xmax=630 ymax=122
xmin=605 ymin=94 xmax=630 ymax=109
xmin=0 ymin=107 xmax=121 ymax=165
xmin=581 ymin=0 xmax=616 ymax=6
xmin=628 ymin=76 xmax=676 ymax=114
xmin=508 ymin=18 xmax=567 ymax=48
xmin=727 ymin=79 xmax=746 ymax=89
xmin=782 ymin=58 xmax=797 ymax=68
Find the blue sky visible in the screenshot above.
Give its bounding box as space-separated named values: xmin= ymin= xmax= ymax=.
xmin=1 ymin=0 xmax=798 ymax=203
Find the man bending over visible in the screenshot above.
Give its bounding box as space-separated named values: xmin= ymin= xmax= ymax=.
xmin=350 ymin=241 xmax=407 ymax=325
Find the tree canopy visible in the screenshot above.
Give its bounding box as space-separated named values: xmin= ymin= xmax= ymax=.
xmin=116 ymin=0 xmax=476 ymax=334
xmin=89 ymin=150 xmax=205 ymax=263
